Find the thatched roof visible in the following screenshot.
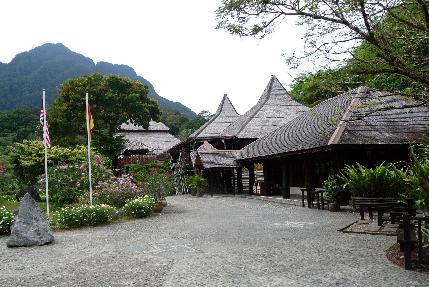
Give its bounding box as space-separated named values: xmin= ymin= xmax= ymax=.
xmin=118 ymin=120 xmax=170 ymax=131
xmin=190 ymin=94 xmax=240 ymax=140
xmin=198 ymin=150 xmax=240 ymax=169
xmin=240 ymin=87 xmax=429 ymax=160
xmin=116 ymin=121 xmax=180 ymax=155
xmin=222 ymin=75 xmax=309 ymax=139
xmin=190 ymin=141 xmax=239 ymax=169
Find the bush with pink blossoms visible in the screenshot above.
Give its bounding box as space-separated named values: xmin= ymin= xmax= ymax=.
xmin=93 ymin=174 xmax=145 ymax=208
xmin=37 ymin=162 xmax=113 ymax=207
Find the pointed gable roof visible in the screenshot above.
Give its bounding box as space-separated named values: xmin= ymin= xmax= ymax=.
xmin=190 ymin=94 xmax=240 ymax=140
xmin=239 ymin=87 xmax=429 ymax=160
xmin=222 ymin=75 xmax=309 ymax=139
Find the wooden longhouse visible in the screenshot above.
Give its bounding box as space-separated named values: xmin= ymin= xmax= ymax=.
xmin=218 ymin=75 xmax=309 ymax=193
xmin=238 ymin=87 xmax=429 ymax=198
xmin=171 ymin=75 xmax=310 ymax=194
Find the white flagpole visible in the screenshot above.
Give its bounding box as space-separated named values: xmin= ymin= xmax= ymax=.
xmin=86 ymin=92 xmax=93 ymax=206
xmin=42 ymin=90 xmax=50 ymax=216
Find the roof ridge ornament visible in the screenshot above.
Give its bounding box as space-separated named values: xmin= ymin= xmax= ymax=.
xmin=327 ymin=86 xmax=368 ymax=145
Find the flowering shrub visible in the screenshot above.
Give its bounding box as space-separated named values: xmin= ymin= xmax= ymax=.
xmin=0 ymin=165 xmax=19 ymax=196
xmin=127 ymin=162 xmax=175 ymax=200
xmin=9 ymin=140 xmax=111 ymax=185
xmin=123 ymin=196 xmax=155 ymax=218
xmin=37 ymin=162 xmax=113 ymax=207
xmin=52 ymin=204 xmax=116 ymax=228
xmin=0 ymin=206 xmax=14 ymax=234
xmin=93 ymin=174 xmax=144 ymax=208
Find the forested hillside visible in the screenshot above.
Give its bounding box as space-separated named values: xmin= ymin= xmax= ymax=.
xmin=0 ymin=43 xmax=196 ymax=118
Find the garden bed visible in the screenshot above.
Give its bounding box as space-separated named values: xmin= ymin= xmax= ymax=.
xmin=386 ymin=243 xmax=429 ymax=274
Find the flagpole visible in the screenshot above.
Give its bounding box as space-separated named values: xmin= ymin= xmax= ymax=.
xmin=86 ymin=92 xmax=93 ymax=206
xmin=42 ymin=90 xmax=50 ymax=216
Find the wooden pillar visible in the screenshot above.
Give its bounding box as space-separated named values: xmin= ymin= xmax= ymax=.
xmin=236 ymin=167 xmax=243 ymax=194
xmin=304 ymin=157 xmax=315 ymax=208
xmin=281 ymin=162 xmax=290 ymax=199
xmin=304 ymin=157 xmax=316 ymax=190
xmin=232 ymin=169 xmax=236 ymax=195
xmin=248 ymin=163 xmax=255 ymax=195
xmin=263 ymin=162 xmax=271 ymax=196
xmin=222 ymin=170 xmax=227 ymax=194
xmin=209 ymin=171 xmax=214 ymax=197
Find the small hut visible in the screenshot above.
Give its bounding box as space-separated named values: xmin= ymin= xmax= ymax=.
xmin=167 ymin=94 xmax=240 ymax=194
xmin=191 ymin=141 xmax=241 ymax=195
xmin=117 ymin=120 xmax=180 ymax=166
xmin=238 ymin=87 xmax=429 ymax=197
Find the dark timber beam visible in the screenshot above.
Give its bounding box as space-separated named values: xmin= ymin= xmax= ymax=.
xmin=248 ymin=163 xmax=255 ymax=195
xmin=236 ymin=167 xmax=243 ymax=194
xmin=281 ymin=162 xmax=290 ymax=199
xmin=263 ymin=162 xmax=271 ymax=196
xmin=304 ymin=157 xmax=316 ymax=190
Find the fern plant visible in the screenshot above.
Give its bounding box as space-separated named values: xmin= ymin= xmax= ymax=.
xmin=339 ymin=162 xmax=404 ymax=198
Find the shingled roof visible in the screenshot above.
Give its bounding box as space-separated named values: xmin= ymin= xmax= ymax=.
xmin=117 ymin=121 xmax=180 ymax=155
xmin=222 ymin=75 xmax=309 ymax=139
xmin=190 ymin=141 xmax=239 ymax=169
xmin=190 ymin=94 xmax=240 ymax=140
xmin=240 ymin=87 xmax=429 ymax=160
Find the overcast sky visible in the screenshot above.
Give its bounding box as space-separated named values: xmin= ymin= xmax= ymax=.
xmin=0 ymin=0 xmax=314 ymax=115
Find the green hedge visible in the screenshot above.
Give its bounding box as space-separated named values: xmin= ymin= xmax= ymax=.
xmin=0 ymin=206 xmax=14 ymax=234
xmin=52 ymin=204 xmax=116 ymax=228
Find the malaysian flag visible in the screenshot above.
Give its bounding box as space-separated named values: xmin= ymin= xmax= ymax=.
xmin=40 ymin=108 xmax=51 ymax=148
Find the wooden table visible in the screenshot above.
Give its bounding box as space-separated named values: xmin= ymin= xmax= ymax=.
xmin=300 ymin=188 xmax=325 ymax=210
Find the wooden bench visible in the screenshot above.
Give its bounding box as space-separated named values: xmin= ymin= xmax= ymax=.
xmin=351 ymin=197 xmax=406 ymax=224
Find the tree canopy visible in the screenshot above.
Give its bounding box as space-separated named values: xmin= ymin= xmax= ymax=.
xmin=160 ymin=108 xmax=209 ymax=139
xmin=48 ymin=74 xmax=160 ymax=160
xmin=0 ymin=108 xmax=38 ymax=146
xmin=217 ymin=0 xmax=429 ymax=98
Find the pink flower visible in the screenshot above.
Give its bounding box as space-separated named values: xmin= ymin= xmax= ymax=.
xmin=0 ymin=165 xmax=5 ymax=174
xmin=95 ymin=155 xmax=102 ymax=166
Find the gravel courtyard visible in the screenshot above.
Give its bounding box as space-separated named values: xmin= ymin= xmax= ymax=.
xmin=0 ymin=196 xmax=428 ymax=287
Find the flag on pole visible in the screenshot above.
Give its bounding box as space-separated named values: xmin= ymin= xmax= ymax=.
xmin=40 ymin=108 xmax=51 ymax=148
xmin=86 ymin=100 xmax=94 ymax=143
xmin=85 ymin=93 xmax=93 ymax=206
xmin=42 ymin=90 xmax=50 ymax=216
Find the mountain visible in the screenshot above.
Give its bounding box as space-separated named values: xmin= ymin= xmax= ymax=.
xmin=0 ymin=43 xmax=196 ymax=118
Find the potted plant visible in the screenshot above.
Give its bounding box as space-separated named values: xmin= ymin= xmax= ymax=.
xmin=153 ymin=201 xmax=164 ymax=213
xmin=323 ymin=175 xmax=342 ymax=212
xmin=185 ymin=175 xmax=208 ymax=197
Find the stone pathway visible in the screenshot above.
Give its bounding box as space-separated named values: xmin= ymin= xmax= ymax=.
xmin=341 ymin=219 xmax=401 ymax=236
xmin=0 ymin=195 xmax=427 ymax=286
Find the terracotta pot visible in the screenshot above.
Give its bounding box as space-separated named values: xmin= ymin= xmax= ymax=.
xmin=153 ymin=202 xmax=164 ymax=213
xmin=160 ymin=198 xmax=168 ymax=207
xmin=328 ymin=202 xmax=340 ymax=212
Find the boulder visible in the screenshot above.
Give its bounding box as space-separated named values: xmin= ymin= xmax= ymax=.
xmin=7 ymin=193 xmax=54 ymax=248
xmin=16 ymin=186 xmax=41 ymax=202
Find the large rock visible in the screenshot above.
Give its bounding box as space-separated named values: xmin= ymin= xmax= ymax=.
xmin=7 ymin=193 xmax=54 ymax=247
